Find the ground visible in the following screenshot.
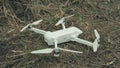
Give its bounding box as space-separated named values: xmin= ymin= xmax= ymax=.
xmin=0 ymin=0 xmax=120 ymax=68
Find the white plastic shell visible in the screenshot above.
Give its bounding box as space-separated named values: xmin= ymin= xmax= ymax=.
xmin=44 ymin=27 xmax=82 ymax=45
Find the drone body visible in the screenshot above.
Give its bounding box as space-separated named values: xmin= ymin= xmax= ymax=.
xmin=44 ymin=27 xmax=82 ymax=45
xmin=21 ymin=15 xmax=100 ymax=57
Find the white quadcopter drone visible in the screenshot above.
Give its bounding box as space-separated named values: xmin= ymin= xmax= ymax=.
xmin=20 ymin=15 xmax=100 ymax=57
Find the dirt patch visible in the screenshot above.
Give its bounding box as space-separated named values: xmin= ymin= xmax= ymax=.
xmin=0 ymin=0 xmax=120 ymax=68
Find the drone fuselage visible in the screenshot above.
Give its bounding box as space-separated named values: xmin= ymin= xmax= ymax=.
xmin=21 ymin=18 xmax=100 ymax=55
xmin=44 ymin=27 xmax=82 ymax=45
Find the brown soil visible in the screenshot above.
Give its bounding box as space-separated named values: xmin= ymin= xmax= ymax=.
xmin=0 ymin=0 xmax=120 ymax=68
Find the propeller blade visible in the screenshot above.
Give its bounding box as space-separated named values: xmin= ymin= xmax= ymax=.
xmin=55 ymin=14 xmax=74 ymax=26
xmin=55 ymin=18 xmax=65 ymax=26
xmin=32 ymin=19 xmax=43 ymax=25
xmin=59 ymin=48 xmax=83 ymax=53
xmin=94 ymin=29 xmax=100 ymax=39
xmin=64 ymin=14 xmax=74 ymax=18
xmin=93 ymin=39 xmax=100 ymax=52
xmin=31 ymin=48 xmax=54 ymax=54
xmin=20 ymin=20 xmax=42 ymax=32
xmin=20 ymin=24 xmax=29 ymax=32
xmin=93 ymin=29 xmax=100 ymax=52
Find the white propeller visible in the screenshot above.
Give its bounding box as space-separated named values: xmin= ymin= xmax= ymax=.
xmin=20 ymin=19 xmax=43 ymax=32
xmin=55 ymin=14 xmax=74 ymax=26
xmin=20 ymin=24 xmax=30 ymax=32
xmin=93 ymin=39 xmax=100 ymax=52
xmin=32 ymin=19 xmax=43 ymax=25
xmin=31 ymin=48 xmax=53 ymax=54
xmin=58 ymin=48 xmax=83 ymax=53
xmin=94 ymin=29 xmax=100 ymax=39
xmin=93 ymin=29 xmax=100 ymax=52
xmin=31 ymin=47 xmax=82 ymax=54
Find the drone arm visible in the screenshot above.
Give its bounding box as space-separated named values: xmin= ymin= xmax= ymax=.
xmin=71 ymin=37 xmax=100 ymax=52
xmin=54 ymin=39 xmax=58 ymax=49
xmin=62 ymin=23 xmax=66 ymax=29
xmin=29 ymin=27 xmax=47 ymax=35
xmin=71 ymin=37 xmax=93 ymax=47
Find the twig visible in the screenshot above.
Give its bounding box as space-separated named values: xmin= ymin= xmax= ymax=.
xmin=7 ymin=52 xmax=30 ymax=58
xmin=7 ymin=29 xmax=15 ymax=33
xmin=106 ymin=60 xmax=115 ymax=66
xmin=11 ymin=50 xmax=23 ymax=53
